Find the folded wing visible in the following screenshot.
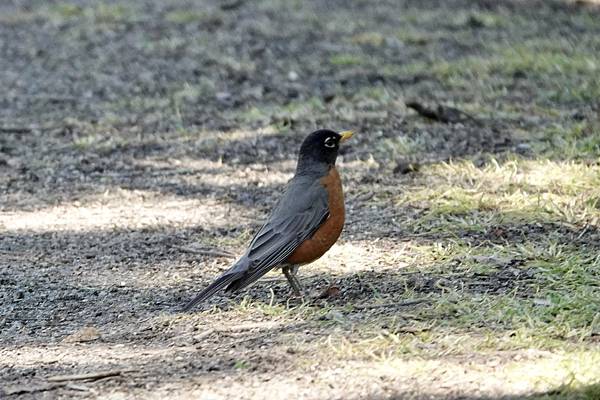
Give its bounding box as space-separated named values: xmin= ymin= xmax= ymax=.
xmin=182 ymin=176 xmax=329 ymax=310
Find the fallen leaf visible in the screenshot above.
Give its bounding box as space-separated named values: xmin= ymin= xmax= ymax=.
xmin=318 ymin=285 xmax=341 ymax=299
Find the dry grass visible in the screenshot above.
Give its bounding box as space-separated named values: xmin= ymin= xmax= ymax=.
xmin=2 ymin=0 xmax=600 ymax=399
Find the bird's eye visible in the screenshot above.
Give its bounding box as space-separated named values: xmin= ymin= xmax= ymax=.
xmin=324 ymin=137 xmax=336 ymax=148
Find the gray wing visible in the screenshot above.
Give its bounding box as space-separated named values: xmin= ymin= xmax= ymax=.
xmin=225 ymin=176 xmax=329 ymax=291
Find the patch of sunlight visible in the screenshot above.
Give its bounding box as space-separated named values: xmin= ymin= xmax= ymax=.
xmin=0 ymin=192 xmax=237 ymax=233
xmin=433 ymin=159 xmax=600 ymax=193
xmin=315 ymin=347 xmax=600 ymax=398
xmin=133 ymin=157 xmax=294 ymax=187
xmin=18 ymin=348 xmax=594 ymax=400
xmin=432 ymin=38 xmax=600 ymax=80
xmin=306 ymin=239 xmax=412 ymax=274
xmin=0 ymin=343 xmax=186 ymax=368
xmin=190 ymin=125 xmax=282 ymax=142
xmin=400 ymin=159 xmax=600 ymax=226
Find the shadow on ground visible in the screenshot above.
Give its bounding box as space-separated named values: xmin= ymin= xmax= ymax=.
xmin=2 ymin=0 xmax=600 ymax=398
xmin=2 ymin=0 xmax=600 ymax=212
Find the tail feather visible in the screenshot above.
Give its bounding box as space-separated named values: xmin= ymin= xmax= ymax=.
xmin=224 ymin=269 xmax=264 ymax=293
xmin=182 ymin=271 xmax=243 ymax=311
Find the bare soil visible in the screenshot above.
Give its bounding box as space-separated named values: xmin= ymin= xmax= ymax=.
xmin=2 ymin=0 xmax=600 ymax=399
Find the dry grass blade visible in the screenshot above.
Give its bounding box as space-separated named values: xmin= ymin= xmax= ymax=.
xmin=46 ymin=369 xmax=138 ymax=383
xmin=3 ymin=0 xmax=600 ymax=398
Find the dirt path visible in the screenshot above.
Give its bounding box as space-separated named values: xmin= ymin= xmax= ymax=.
xmin=2 ymin=1 xmax=600 ymax=399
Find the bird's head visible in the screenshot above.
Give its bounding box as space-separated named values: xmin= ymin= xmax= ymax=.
xmin=296 ymin=129 xmax=353 ymax=173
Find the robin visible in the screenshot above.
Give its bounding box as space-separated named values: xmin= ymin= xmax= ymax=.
xmin=183 ymin=129 xmax=353 ymax=310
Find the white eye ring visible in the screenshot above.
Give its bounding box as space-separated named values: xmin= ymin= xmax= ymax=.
xmin=324 ymin=137 xmax=336 ymax=148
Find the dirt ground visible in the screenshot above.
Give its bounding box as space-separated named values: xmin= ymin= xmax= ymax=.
xmin=2 ymin=0 xmax=600 ymax=399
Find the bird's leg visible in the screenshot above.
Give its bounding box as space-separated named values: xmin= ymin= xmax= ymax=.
xmin=282 ymin=265 xmax=303 ymax=296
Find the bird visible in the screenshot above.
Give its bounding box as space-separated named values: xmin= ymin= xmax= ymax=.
xmin=183 ymin=129 xmax=353 ymax=310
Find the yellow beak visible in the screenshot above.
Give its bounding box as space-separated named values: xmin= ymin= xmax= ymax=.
xmin=339 ymin=130 xmax=354 ymax=143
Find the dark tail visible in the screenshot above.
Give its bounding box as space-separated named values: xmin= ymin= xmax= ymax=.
xmin=182 ymin=271 xmax=243 ymax=311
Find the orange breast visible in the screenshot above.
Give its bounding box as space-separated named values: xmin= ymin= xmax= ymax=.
xmin=285 ymin=167 xmax=345 ymax=265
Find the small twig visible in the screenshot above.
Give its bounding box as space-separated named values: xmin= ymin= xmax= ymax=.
xmin=174 ymin=246 xmax=235 ymax=258
xmin=353 ymin=298 xmax=430 ymax=310
xmin=0 ymin=126 xmax=32 ymax=134
xmin=406 ymin=100 xmax=480 ymax=125
xmin=220 ymin=0 xmax=244 ymax=10
xmin=351 ymin=192 xmax=375 ymax=202
xmin=46 ymin=369 xmax=137 ymax=383
xmin=406 ymin=101 xmax=445 ymax=121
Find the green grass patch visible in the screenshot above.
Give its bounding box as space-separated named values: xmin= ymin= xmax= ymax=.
xmin=164 ymin=9 xmax=223 ymax=26
xmin=49 ymin=2 xmax=136 ymax=24
xmin=541 ymin=120 xmax=600 ymax=159
xmin=329 ymin=53 xmax=364 ymax=66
